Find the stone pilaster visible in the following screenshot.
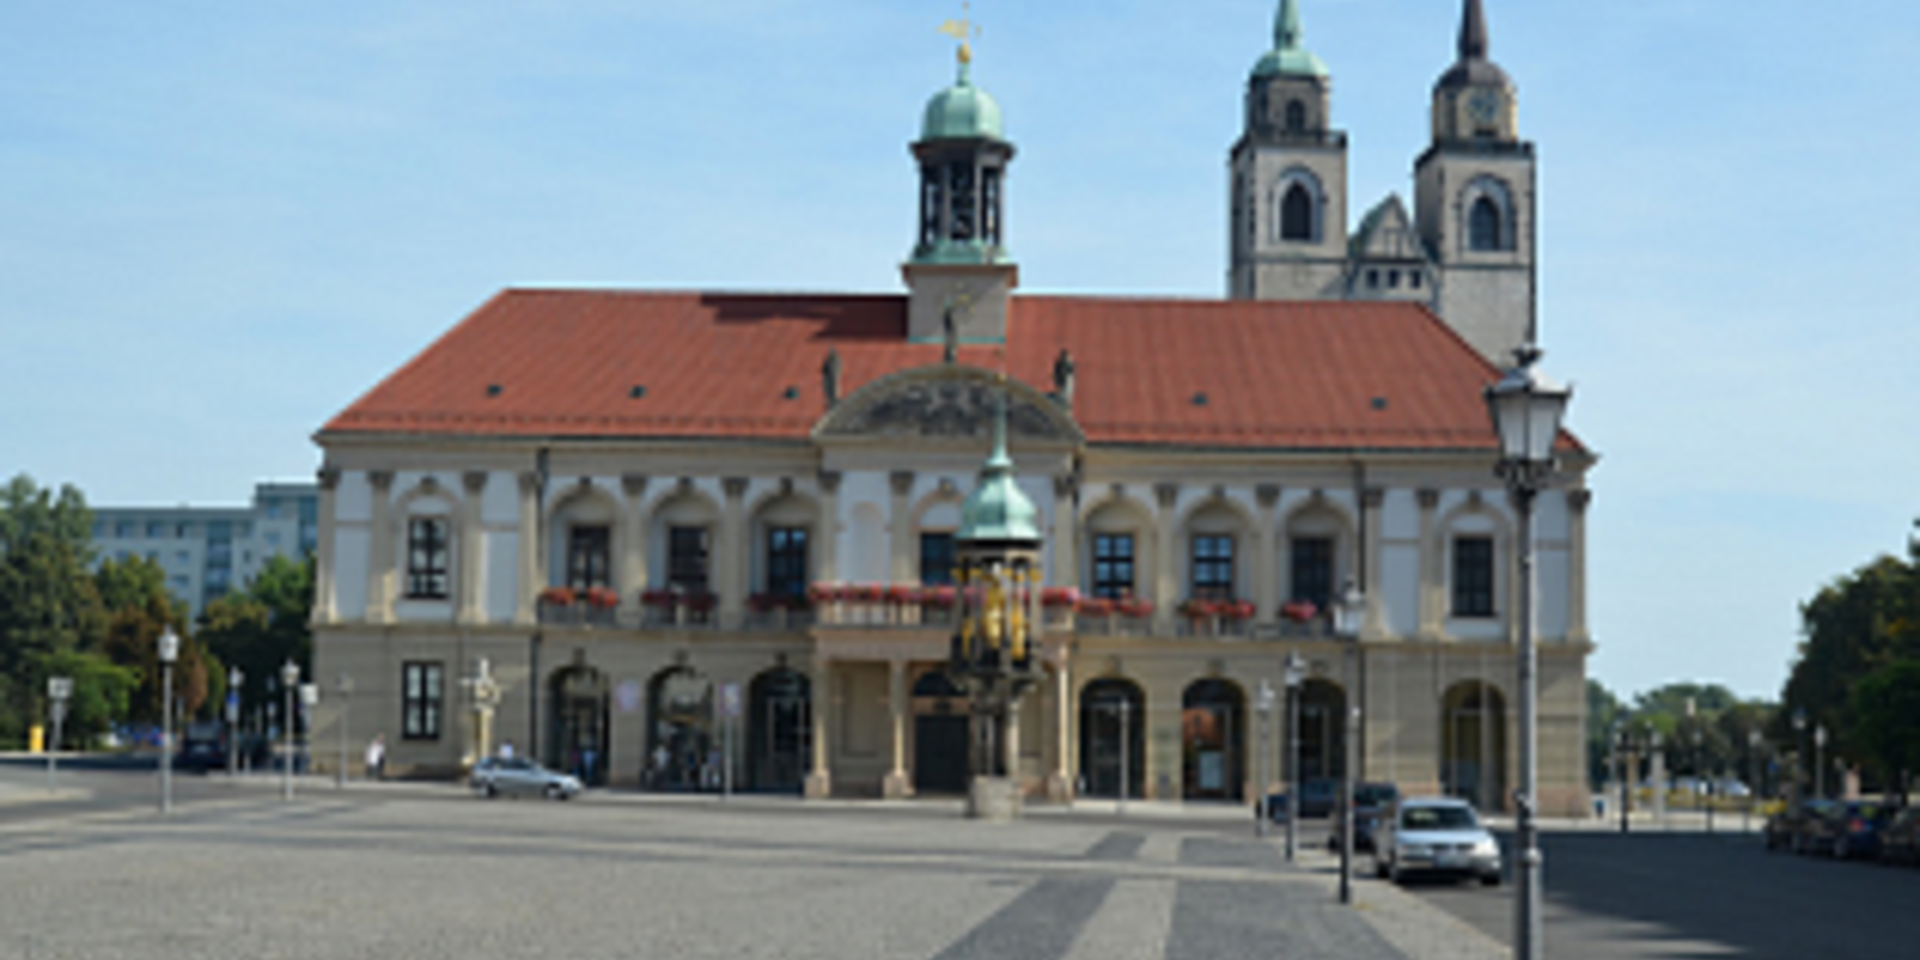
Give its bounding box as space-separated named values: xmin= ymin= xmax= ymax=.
xmin=805 ymin=656 xmax=833 ymax=799
xmin=1045 ymin=656 xmax=1074 ymax=802
xmin=817 ymin=470 xmax=841 ymax=582
xmin=621 ymin=474 xmax=649 ymax=609
xmin=720 ymin=477 xmax=749 ymax=629
xmin=515 ymin=471 xmax=540 ymax=626
xmin=883 ymin=658 xmax=911 ymax=799
xmin=1051 ymin=474 xmax=1078 ymax=588
xmin=1153 ymin=483 xmax=1179 ymax=630
xmin=1361 ymin=487 xmax=1387 ymax=638
xmin=888 ymin=471 xmax=915 ymax=583
xmin=1567 ymin=489 xmax=1592 ymax=644
xmin=1254 ymin=484 xmax=1281 ymax=625
xmin=1416 ymin=489 xmax=1441 ymax=638
xmin=311 ymin=465 xmax=340 ymax=625
xmin=458 ymin=471 xmax=488 ymax=624
xmin=364 ymin=470 xmax=394 ymax=624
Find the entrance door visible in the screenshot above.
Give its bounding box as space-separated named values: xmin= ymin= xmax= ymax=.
xmin=749 ymin=668 xmax=811 ymax=793
xmin=549 ymin=666 xmax=609 ymax=785
xmin=647 ymin=668 xmax=715 ymax=791
xmin=1080 ymin=678 xmax=1145 ymax=799
xmin=1182 ymin=679 xmax=1245 ymax=801
xmin=912 ymin=671 xmax=970 ymax=794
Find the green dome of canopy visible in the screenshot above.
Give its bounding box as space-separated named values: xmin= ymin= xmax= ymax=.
xmin=921 ymin=64 xmax=1005 ymax=142
xmin=957 ymin=387 xmax=1040 ymax=544
xmin=1250 ymin=0 xmax=1329 ymax=79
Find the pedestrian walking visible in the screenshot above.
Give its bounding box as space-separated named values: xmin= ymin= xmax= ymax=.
xmin=365 ymin=734 xmax=386 ymax=781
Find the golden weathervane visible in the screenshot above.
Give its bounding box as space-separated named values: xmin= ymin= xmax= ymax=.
xmin=938 ymin=2 xmax=981 ymax=64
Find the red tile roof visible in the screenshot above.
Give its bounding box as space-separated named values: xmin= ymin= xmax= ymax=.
xmin=321 ymin=289 xmax=1581 ymax=454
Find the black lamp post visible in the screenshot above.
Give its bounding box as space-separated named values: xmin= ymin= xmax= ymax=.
xmin=158 ymin=626 xmax=179 ymax=815
xmin=1282 ymin=651 xmax=1306 ymax=861
xmin=281 ymin=659 xmax=300 ymax=801
xmin=1484 ymin=344 xmax=1572 ymax=960
xmin=1334 ymin=578 xmax=1364 ymax=905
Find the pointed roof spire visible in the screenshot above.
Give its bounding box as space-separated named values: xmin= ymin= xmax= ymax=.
xmin=1459 ymin=0 xmax=1488 ymax=61
xmin=957 ymin=377 xmax=1040 ymax=544
xmin=1275 ymin=0 xmax=1304 ymax=51
xmin=1252 ymin=0 xmax=1329 ymax=79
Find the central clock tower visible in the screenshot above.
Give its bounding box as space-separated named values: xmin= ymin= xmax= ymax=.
xmin=1414 ymin=0 xmax=1536 ymax=364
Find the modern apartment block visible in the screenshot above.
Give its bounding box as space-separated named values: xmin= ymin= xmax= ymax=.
xmin=91 ymin=481 xmax=319 ymax=617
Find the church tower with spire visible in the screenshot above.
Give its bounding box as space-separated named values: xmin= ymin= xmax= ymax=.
xmin=1414 ymin=0 xmax=1536 ymax=362
xmin=1228 ymin=0 xmax=1349 ymax=301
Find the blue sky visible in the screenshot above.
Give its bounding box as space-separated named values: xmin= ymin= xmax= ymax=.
xmin=4 ymin=1 xmax=1916 ymax=702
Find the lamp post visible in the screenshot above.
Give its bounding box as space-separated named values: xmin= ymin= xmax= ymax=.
xmin=281 ymin=659 xmax=300 ymax=801
xmin=1282 ymin=651 xmax=1306 ymax=862
xmin=1117 ymin=697 xmax=1132 ymax=817
xmin=158 ymin=626 xmax=179 ymax=815
xmin=1746 ymin=729 xmax=1762 ymax=833
xmin=1792 ymin=708 xmax=1807 ymax=801
xmin=48 ymin=676 xmax=72 ymax=793
xmin=227 ymin=666 xmax=243 ymax=776
xmin=1815 ymin=724 xmax=1827 ymax=801
xmin=1255 ymin=680 xmax=1275 ymax=838
xmin=1334 ymin=578 xmax=1364 ymax=905
xmin=1484 ymin=343 xmax=1572 ymax=960
xmin=1614 ymin=723 xmax=1632 ymax=833
xmin=336 ymin=672 xmax=354 ymax=788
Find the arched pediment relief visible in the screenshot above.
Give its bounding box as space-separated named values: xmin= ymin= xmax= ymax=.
xmin=813 ymin=365 xmax=1084 ymax=446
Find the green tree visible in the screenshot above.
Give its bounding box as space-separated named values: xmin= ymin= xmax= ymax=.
xmin=1586 ymin=679 xmax=1624 ymax=787
xmin=36 ymin=649 xmax=138 ymax=748
xmin=0 ymin=475 xmax=105 ymax=746
xmin=197 ymin=554 xmax=313 ymax=719
xmin=1851 ymin=659 xmax=1920 ymax=798
xmin=99 ymin=592 xmax=207 ymax=726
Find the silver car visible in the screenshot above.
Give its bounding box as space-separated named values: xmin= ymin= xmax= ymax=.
xmin=469 ymin=757 xmax=583 ymax=800
xmin=1373 ymin=796 xmax=1502 ymax=886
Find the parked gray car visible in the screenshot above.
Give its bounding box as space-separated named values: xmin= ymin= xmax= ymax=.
xmin=469 ymin=757 xmax=582 ymax=800
xmin=1373 ymin=796 xmax=1502 ymax=886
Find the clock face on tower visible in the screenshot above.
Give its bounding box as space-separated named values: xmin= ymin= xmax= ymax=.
xmin=1467 ymin=89 xmax=1501 ymax=127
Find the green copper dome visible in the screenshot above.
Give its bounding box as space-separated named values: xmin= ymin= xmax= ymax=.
xmin=921 ymin=62 xmax=1005 ymax=142
xmin=957 ymin=387 xmax=1040 ymax=544
xmin=1251 ymin=0 xmax=1329 ymax=79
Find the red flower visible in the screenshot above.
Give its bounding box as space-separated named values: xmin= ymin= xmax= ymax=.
xmin=584 ymin=587 xmax=620 ymax=610
xmin=807 ymin=582 xmax=840 ymax=603
xmin=539 ymin=586 xmax=576 ymax=606
xmin=921 ymin=586 xmax=957 ymax=608
xmin=640 ymin=589 xmax=676 ymax=608
xmin=1281 ymin=600 xmax=1318 ymax=623
xmin=886 ymin=585 xmax=917 ymax=605
xmin=1120 ymin=598 xmax=1155 ymax=619
xmin=1077 ymin=596 xmax=1115 ymax=617
xmin=1222 ymin=600 xmax=1256 ymax=621
xmin=1041 ymin=587 xmax=1081 ymax=608
xmin=1181 ymin=598 xmax=1219 ymax=619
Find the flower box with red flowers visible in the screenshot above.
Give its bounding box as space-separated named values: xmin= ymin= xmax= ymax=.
xmin=1180 ymin=598 xmax=1220 ymax=619
xmin=1220 ymin=600 xmax=1256 ymax=622
xmin=1077 ymin=597 xmax=1115 ymax=617
xmin=807 ymin=582 xmax=842 ymax=604
xmin=920 ymin=586 xmax=957 ymax=608
xmin=1119 ymin=598 xmax=1154 ymax=619
xmin=583 ymin=587 xmax=621 ymax=610
xmin=1280 ymin=600 xmax=1319 ymax=624
xmin=1041 ymin=587 xmax=1081 ymax=609
xmin=850 ymin=584 xmax=884 ymax=604
xmin=640 ymin=589 xmax=677 ymax=609
xmin=538 ymin=586 xmax=576 ymax=607
xmin=885 ymin=585 xmax=918 ymax=605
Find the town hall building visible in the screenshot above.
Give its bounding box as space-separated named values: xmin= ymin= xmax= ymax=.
xmin=308 ymin=0 xmax=1597 ymax=815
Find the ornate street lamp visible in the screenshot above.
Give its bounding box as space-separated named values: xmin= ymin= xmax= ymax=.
xmin=1282 ymin=650 xmax=1307 ymax=862
xmin=947 ymin=382 xmax=1045 ymax=821
xmin=281 ymin=659 xmax=301 ymax=801
xmin=1334 ymin=578 xmax=1364 ymax=905
xmin=157 ymin=626 xmax=179 ymax=814
xmin=1254 ymin=680 xmax=1275 ymax=838
xmin=1484 ymin=344 xmax=1571 ymax=960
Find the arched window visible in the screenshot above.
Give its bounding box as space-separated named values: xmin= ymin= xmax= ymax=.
xmin=1280 ymin=184 xmax=1313 ymax=241
xmin=1469 ymin=196 xmax=1503 ymax=251
xmin=1284 ymin=99 xmax=1306 ymax=134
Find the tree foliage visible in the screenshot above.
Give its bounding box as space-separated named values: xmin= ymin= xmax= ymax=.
xmin=197 ymin=553 xmax=313 ymax=717
xmin=0 ymin=475 xmax=105 ymax=744
xmin=1782 ymin=523 xmax=1920 ymax=788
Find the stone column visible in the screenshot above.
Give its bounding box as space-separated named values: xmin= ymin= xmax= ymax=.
xmin=805 ymin=656 xmax=833 ymax=799
xmin=1153 ymin=483 xmax=1179 ymax=631
xmin=1254 ymin=484 xmax=1281 ymax=627
xmin=515 ymin=471 xmax=540 ymax=626
xmin=720 ymin=477 xmax=749 ymax=629
xmin=312 ymin=465 xmax=340 ymax=624
xmin=1566 ymin=489 xmax=1591 ymax=644
xmin=1361 ymin=487 xmax=1387 ymax=637
xmin=1046 ymin=655 xmax=1073 ymax=802
xmin=1416 ymin=489 xmax=1441 ymax=638
xmin=817 ymin=471 xmax=842 ymax=582
xmin=1051 ymin=475 xmax=1078 ymax=588
xmin=883 ymin=657 xmax=910 ymax=798
xmin=888 ymin=471 xmax=915 ymax=584
xmin=621 ymin=474 xmax=649 ymax=610
xmin=364 ymin=470 xmax=394 ymax=624
xmin=458 ymin=471 xmax=488 ymax=625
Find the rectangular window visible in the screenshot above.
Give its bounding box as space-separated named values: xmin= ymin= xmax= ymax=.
xmin=115 ymin=521 xmax=135 ymax=538
xmin=176 ymin=523 xmax=192 ymax=538
xmin=566 ymin=525 xmax=612 ymax=590
xmin=766 ymin=526 xmax=809 ymax=599
xmin=402 ymin=662 xmax=443 ymax=740
xmin=667 ymin=526 xmax=710 ymax=594
xmin=1190 ymin=534 xmax=1235 ymax=600
xmin=920 ymin=532 xmax=956 ymax=586
xmin=1092 ymin=533 xmax=1136 ymax=599
xmin=1289 ymin=537 xmax=1333 ymax=611
xmin=1453 ymin=536 xmax=1495 ymax=618
xmin=406 ymin=517 xmax=451 ymax=599
xmin=146 ymin=521 xmax=166 ymax=538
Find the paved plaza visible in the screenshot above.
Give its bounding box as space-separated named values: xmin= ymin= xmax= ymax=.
xmin=0 ymin=772 xmax=1502 ymax=960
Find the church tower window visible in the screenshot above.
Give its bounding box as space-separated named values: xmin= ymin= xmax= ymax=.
xmin=1280 ymin=183 xmax=1313 ymax=241
xmin=1284 ymin=99 xmax=1306 ymax=134
xmin=1468 ymin=195 xmax=1503 ymax=251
